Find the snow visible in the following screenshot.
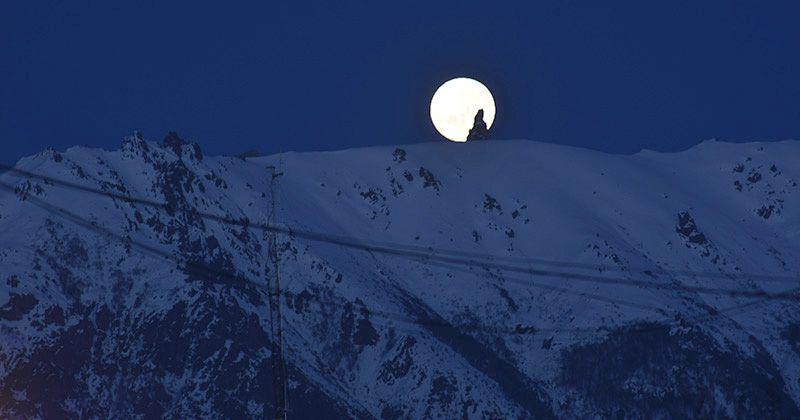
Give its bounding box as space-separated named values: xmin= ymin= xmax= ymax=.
xmin=1 ymin=135 xmax=799 ymax=417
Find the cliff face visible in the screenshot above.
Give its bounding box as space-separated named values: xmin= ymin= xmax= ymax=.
xmin=1 ymin=134 xmax=799 ymax=418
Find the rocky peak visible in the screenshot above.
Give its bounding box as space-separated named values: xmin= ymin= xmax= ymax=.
xmin=163 ymin=131 xmax=203 ymax=162
xmin=120 ymin=131 xmax=155 ymax=163
xmin=466 ymin=109 xmax=489 ymax=141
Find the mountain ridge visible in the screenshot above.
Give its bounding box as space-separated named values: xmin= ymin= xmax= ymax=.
xmin=1 ymin=133 xmax=799 ymax=418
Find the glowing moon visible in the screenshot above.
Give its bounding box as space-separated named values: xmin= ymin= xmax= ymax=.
xmin=430 ymin=77 xmax=496 ymax=142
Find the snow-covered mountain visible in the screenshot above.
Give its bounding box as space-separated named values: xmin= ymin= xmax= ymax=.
xmin=1 ymin=132 xmax=799 ymax=418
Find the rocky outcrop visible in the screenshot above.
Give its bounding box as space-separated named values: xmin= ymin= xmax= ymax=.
xmin=467 ymin=109 xmax=489 ymax=141
xmin=1 ymin=136 xmax=799 ymax=418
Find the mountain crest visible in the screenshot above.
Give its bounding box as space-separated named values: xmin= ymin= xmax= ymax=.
xmin=163 ymin=131 xmax=203 ymax=162
xmin=1 ymin=138 xmax=800 ymax=418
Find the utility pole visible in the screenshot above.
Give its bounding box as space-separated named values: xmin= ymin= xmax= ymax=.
xmin=266 ymin=165 xmax=287 ymax=420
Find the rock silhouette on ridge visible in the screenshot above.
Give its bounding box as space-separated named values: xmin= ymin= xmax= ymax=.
xmin=466 ymin=109 xmax=489 ymax=141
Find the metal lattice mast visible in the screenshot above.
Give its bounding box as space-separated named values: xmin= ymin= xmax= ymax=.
xmin=266 ymin=164 xmax=287 ymax=420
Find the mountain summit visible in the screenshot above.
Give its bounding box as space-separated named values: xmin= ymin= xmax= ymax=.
xmin=1 ymin=135 xmax=799 ymax=418
xmin=467 ymin=109 xmax=490 ymax=141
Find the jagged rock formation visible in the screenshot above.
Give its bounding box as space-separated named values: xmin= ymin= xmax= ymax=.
xmin=1 ymin=135 xmax=799 ymax=418
xmin=467 ymin=109 xmax=489 ymax=141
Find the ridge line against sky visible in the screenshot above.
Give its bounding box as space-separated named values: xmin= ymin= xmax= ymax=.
xmin=9 ymin=136 xmax=800 ymax=168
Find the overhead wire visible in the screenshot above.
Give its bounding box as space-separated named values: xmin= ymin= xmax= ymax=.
xmin=2 ymin=163 xmax=797 ymax=285
xmin=0 ymin=180 xmax=553 ymax=335
xmin=0 ymin=166 xmax=798 ymax=339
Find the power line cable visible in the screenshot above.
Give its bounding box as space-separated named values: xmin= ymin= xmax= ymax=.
xmin=0 ymin=181 xmax=685 ymax=337
xmin=2 ymin=166 xmax=799 ymax=303
xmin=416 ymin=258 xmax=796 ymax=336
xmin=2 ymin=176 xmax=799 ymax=314
xmin=7 ymin=236 xmax=785 ymax=341
xmin=0 ymin=178 xmax=796 ymax=340
xmin=2 ymin=163 xmax=797 ymax=284
xmin=0 ymin=181 xmax=555 ymax=335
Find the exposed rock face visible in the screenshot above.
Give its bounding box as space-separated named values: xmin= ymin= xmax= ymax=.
xmin=163 ymin=131 xmax=203 ymax=162
xmin=1 ymin=136 xmax=800 ymax=418
xmin=467 ymin=109 xmax=489 ymax=141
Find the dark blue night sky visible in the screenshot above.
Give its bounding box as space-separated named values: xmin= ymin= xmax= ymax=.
xmin=2 ymin=1 xmax=798 ymax=163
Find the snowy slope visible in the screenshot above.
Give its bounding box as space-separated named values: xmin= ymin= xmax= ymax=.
xmin=1 ymin=132 xmax=799 ymax=418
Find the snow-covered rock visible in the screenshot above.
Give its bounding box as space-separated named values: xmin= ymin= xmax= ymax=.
xmin=1 ymin=134 xmax=799 ymax=418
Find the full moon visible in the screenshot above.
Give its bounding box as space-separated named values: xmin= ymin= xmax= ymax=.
xmin=430 ymin=77 xmax=496 ymax=142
